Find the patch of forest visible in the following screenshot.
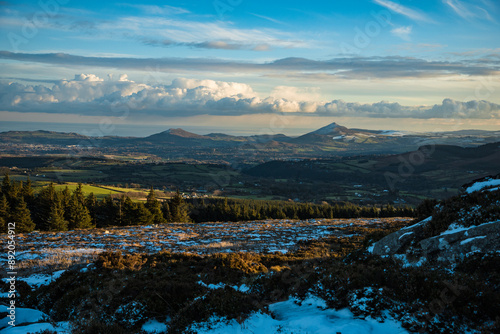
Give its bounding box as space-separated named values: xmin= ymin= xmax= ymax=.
xmin=0 ymin=174 xmax=414 ymax=233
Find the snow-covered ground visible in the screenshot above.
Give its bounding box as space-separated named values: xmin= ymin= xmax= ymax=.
xmin=466 ymin=178 xmax=500 ymax=193
xmin=3 ymin=218 xmax=409 ymax=271
xmin=0 ymin=308 xmax=70 ymax=334
xmin=0 ymin=217 xmax=413 ymax=333
xmin=1 ymin=269 xmax=66 ymax=288
xmin=0 ymin=296 xmax=410 ymax=334
xmin=190 ymin=295 xmax=409 ymax=334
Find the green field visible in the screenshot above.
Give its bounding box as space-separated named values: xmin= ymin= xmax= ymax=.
xmin=51 ymin=183 xmax=123 ymax=199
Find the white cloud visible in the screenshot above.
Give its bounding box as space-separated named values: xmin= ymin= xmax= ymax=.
xmin=391 ymin=26 xmax=412 ymax=41
xmin=1 ymin=75 xmax=499 ymax=119
xmin=130 ymin=16 xmax=306 ymax=50
xmin=71 ymin=13 xmax=305 ymax=50
xmin=74 ymin=74 xmax=104 ymax=82
xmin=125 ymin=4 xmax=191 ymax=15
xmin=373 ymin=0 xmax=432 ymax=22
xmin=270 ymin=86 xmax=322 ymax=102
xmin=443 ymin=0 xmax=493 ymax=21
xmin=249 ymin=13 xmax=286 ymax=25
xmin=0 ymin=5 xmax=305 ymax=52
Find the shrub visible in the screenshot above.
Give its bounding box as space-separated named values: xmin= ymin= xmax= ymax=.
xmin=96 ymin=251 xmax=147 ymax=271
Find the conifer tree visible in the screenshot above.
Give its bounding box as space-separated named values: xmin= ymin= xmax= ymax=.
xmin=1 ymin=173 xmax=11 ymax=197
xmin=11 ymin=198 xmax=35 ymax=233
xmin=85 ymin=192 xmax=97 ymax=226
xmin=0 ymin=194 xmax=9 ymax=220
xmin=34 ymin=183 xmax=56 ymax=230
xmin=22 ymin=177 xmax=34 ymax=199
xmin=61 ymin=186 xmax=72 ymax=221
xmin=10 ymin=181 xmax=21 ymax=201
xmin=169 ymin=190 xmax=190 ymax=223
xmin=68 ymin=196 xmax=93 ymax=229
xmin=21 ymin=178 xmax=35 ymax=213
xmin=97 ymin=195 xmax=117 ymax=227
xmin=48 ymin=195 xmax=68 ymax=231
xmin=122 ymin=196 xmax=136 ymax=226
xmin=146 ymin=186 xmax=165 ymax=224
xmin=0 ymin=195 xmax=9 ymax=233
xmin=161 ymin=202 xmax=172 ymax=222
xmin=73 ymin=183 xmax=85 ymax=205
xmin=134 ymin=202 xmax=154 ymax=226
xmin=0 ymin=215 xmax=5 ymax=234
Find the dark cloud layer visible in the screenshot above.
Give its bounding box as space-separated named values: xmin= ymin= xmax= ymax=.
xmin=1 ymin=51 xmax=499 ymax=79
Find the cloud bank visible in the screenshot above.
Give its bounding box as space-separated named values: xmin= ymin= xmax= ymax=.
xmin=1 ymin=74 xmax=499 ymax=119
xmin=1 ymin=52 xmax=499 ymax=79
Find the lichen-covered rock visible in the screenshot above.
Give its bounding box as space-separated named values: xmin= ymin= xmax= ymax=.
xmin=419 ymin=220 xmax=500 ymax=263
xmin=373 ymin=217 xmax=500 ymax=265
xmin=372 ymin=217 xmax=431 ymax=256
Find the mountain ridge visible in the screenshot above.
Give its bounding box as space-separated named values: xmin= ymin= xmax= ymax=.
xmin=2 ymin=122 xmax=500 ymax=162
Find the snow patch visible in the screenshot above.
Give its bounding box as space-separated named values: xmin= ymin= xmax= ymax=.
xmin=1 ymin=270 xmax=66 ymax=289
xmin=379 ymin=130 xmax=406 ymax=136
xmin=311 ymin=122 xmax=340 ymax=135
xmin=142 ymin=319 xmax=169 ymax=333
xmin=197 ymin=281 xmax=226 ymax=290
xmin=401 ymin=216 xmax=431 ymax=230
xmin=398 ymin=232 xmax=413 ymax=240
xmin=190 ymin=295 xmax=409 ymax=334
xmin=0 ymin=308 xmax=46 ymax=328
xmin=466 ymin=179 xmax=500 ymax=193
xmin=393 ymin=254 xmax=427 ymax=268
xmin=441 ymin=221 xmax=498 ymax=236
xmin=0 ymin=308 xmax=70 ymax=333
xmin=460 ymin=235 xmax=487 ymax=245
xmin=0 ymin=322 xmax=70 ymax=334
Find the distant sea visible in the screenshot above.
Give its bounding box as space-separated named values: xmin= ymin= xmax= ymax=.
xmin=0 ymin=121 xmax=311 ymax=137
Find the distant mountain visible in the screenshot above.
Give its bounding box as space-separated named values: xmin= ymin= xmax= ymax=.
xmin=0 ymin=130 xmax=109 ymax=145
xmin=374 ymin=142 xmax=500 ymax=173
xmin=162 ymin=128 xmax=208 ymax=139
xmin=248 ymin=133 xmax=292 ymax=143
xmin=134 ymin=128 xmax=215 ymax=147
xmin=2 ymin=124 xmax=500 ymax=162
xmin=293 ymin=122 xmax=381 ymax=144
xmin=144 ymin=128 xmax=208 ymax=140
xmin=137 ymin=128 xmax=293 ymax=147
xmin=245 ymin=141 xmax=500 ymax=196
xmin=309 ymin=122 xmax=345 ymax=135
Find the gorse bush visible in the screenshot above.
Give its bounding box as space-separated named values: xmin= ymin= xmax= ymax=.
xmin=96 ymin=252 xmax=148 ymax=271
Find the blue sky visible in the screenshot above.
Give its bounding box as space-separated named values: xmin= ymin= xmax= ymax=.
xmin=0 ymin=0 xmax=499 ymax=134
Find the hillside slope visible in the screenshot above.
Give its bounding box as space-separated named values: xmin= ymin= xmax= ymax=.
xmin=372 ymin=175 xmax=500 ymax=266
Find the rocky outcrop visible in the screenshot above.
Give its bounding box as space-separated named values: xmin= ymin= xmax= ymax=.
xmin=371 ymin=178 xmax=500 ymax=266
xmin=372 ymin=217 xmax=431 ymax=256
xmin=419 ymin=221 xmax=500 ymax=263
xmin=372 ymin=219 xmax=500 ymax=265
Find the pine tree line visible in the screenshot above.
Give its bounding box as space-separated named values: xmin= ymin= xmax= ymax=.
xmin=0 ymin=174 xmax=414 ymax=233
xmin=0 ymin=174 xmax=189 ymax=233
xmin=188 ymin=197 xmax=414 ymax=223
